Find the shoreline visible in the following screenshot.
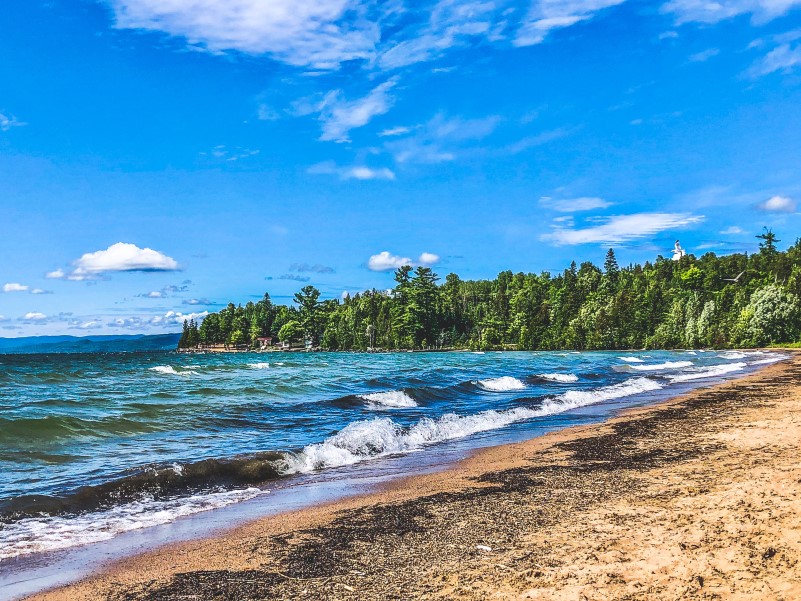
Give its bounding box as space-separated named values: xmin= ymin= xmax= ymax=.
xmin=23 ymin=351 xmax=801 ymax=600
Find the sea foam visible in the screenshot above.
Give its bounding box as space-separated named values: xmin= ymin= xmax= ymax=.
xmin=280 ymin=377 xmax=662 ymax=474
xmin=535 ymin=373 xmax=579 ymax=383
xmin=149 ymin=365 xmax=199 ymax=376
xmin=613 ymin=360 xmax=693 ymax=373
xmin=476 ymin=376 xmax=527 ymax=391
xmin=617 ymin=356 xmax=645 ymax=363
xmin=0 ymin=487 xmax=265 ymax=560
xmin=248 ymin=362 xmax=270 ymax=369
xmin=669 ymin=362 xmax=747 ymax=382
xmin=359 ymin=390 xmax=418 ymax=409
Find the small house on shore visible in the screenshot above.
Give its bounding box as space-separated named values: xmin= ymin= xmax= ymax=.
xmin=256 ymin=336 xmax=273 ymax=349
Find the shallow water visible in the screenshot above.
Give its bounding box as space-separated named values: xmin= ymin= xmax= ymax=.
xmin=0 ymin=348 xmax=785 ymax=562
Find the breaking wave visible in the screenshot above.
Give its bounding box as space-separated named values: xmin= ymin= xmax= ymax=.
xmin=247 ymin=362 xmax=270 ymax=369
xmin=358 ymin=390 xmax=418 ymax=409
xmin=533 ymin=373 xmax=579 ymax=383
xmin=617 ymin=356 xmax=645 ymax=363
xmin=613 ymin=360 xmax=693 ymax=373
xmin=476 ymin=376 xmax=527 ymax=391
xmin=669 ymin=362 xmax=747 ymax=382
xmin=279 ymin=377 xmax=662 ymax=474
xmin=149 ymin=365 xmax=199 ymax=376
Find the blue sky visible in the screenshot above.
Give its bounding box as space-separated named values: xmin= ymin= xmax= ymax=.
xmin=1 ymin=0 xmax=800 ymax=336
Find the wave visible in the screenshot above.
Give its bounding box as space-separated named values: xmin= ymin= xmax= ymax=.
xmin=279 ymin=377 xmax=662 ymax=474
xmin=358 ymin=390 xmax=418 ymax=409
xmin=149 ymin=365 xmax=199 ymax=376
xmin=476 ymin=376 xmax=527 ymax=392
xmin=617 ymin=356 xmax=645 ymax=363
xmin=0 ymin=452 xmax=285 ymax=521
xmin=718 ymin=351 xmax=747 ymax=360
xmin=613 ymin=360 xmax=693 ymax=373
xmin=669 ymin=362 xmax=747 ymax=382
xmin=0 ymin=487 xmax=265 ymax=560
xmin=749 ymin=354 xmax=789 ymax=365
xmin=533 ymin=373 xmax=579 ymax=383
xmin=247 ymin=362 xmax=270 ymax=369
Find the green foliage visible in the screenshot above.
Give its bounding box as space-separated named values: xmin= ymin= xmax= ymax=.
xmin=182 ymin=232 xmax=801 ymax=351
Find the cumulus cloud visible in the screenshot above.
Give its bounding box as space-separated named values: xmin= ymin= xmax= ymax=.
xmin=19 ymin=312 xmax=48 ymax=323
xmin=183 ymin=298 xmax=214 ymax=306
xmin=540 ymin=196 xmax=613 ymax=212
xmin=107 ymin=310 xmax=208 ymax=330
xmin=69 ymin=320 xmax=103 ymax=330
xmin=756 ymin=195 xmax=797 ymax=212
xmin=50 ymin=242 xmax=180 ymax=281
xmin=662 ymin=0 xmax=801 ymax=24
xmin=3 ymin=283 xmax=29 ymax=293
xmin=542 ymin=212 xmax=705 ymax=245
xmin=367 ymin=251 xmax=441 ymax=271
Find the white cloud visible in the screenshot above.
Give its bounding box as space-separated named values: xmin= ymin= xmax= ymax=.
xmin=379 ymin=125 xmax=412 ymax=137
xmin=183 ymin=298 xmax=213 ymax=306
xmin=368 ymin=251 xmax=414 ymax=271
xmin=748 ymin=43 xmax=801 ymax=76
xmin=542 ymin=212 xmax=705 ymax=245
xmin=50 ymin=242 xmax=180 ymax=280
xmin=107 ymin=310 xmax=208 ymax=330
xmin=689 ymin=47 xmax=720 ymax=62
xmin=30 ymin=288 xmax=52 ymax=295
xmin=3 ymin=283 xmax=29 ymax=293
xmin=515 ymin=1 xmax=625 ymax=47
xmin=0 ymin=112 xmax=26 ymax=132
xmin=69 ymin=320 xmax=103 ymax=330
xmin=367 ymin=250 xmax=440 ymax=271
xmin=757 ymin=195 xmax=797 ymax=212
xmin=308 ymin=161 xmax=396 ymax=180
xmin=387 ymin=113 xmax=500 ymax=164
xmin=418 ymin=252 xmax=441 ymax=265
xmin=720 ymin=226 xmax=746 ymax=234
xmin=343 ymin=166 xmax=396 ymax=180
xmin=311 ymin=78 xmax=398 ymax=142
xmin=662 ymin=0 xmax=801 ymax=24
xmin=540 ymin=196 xmax=613 ymax=212
xmin=105 ymin=0 xmax=381 ymax=70
xmin=21 ymin=312 xmax=48 ymax=322
xmin=257 ymin=103 xmax=280 ymax=121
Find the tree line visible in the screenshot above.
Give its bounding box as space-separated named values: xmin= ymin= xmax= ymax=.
xmin=178 ymin=229 xmax=801 ymax=351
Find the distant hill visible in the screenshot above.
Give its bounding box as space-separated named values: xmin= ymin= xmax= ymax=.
xmin=0 ymin=333 xmax=181 ymax=354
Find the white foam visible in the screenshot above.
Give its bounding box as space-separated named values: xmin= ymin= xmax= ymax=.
xmin=477 ymin=376 xmax=527 ymax=391
xmin=248 ymin=362 xmax=270 ymax=369
xmin=669 ymin=362 xmax=747 ymax=382
xmin=359 ymin=390 xmax=418 ymax=409
xmin=536 ymin=373 xmax=579 ymax=383
xmin=149 ymin=365 xmax=199 ymax=376
xmin=749 ymin=354 xmax=789 ymax=365
xmin=280 ymin=377 xmax=662 ymax=474
xmin=718 ymin=351 xmax=747 ymax=360
xmin=613 ymin=360 xmax=693 ymax=373
xmin=617 ymin=356 xmax=645 ymax=363
xmin=0 ymin=488 xmax=265 ymax=560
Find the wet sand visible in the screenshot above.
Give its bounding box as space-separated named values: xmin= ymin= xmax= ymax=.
xmin=29 ymin=353 xmax=801 ymax=600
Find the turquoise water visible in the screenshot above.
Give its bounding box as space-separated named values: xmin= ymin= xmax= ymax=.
xmin=0 ymin=348 xmax=781 ymax=561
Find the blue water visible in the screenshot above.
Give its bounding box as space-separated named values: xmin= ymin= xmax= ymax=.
xmin=0 ymin=348 xmax=783 ymax=562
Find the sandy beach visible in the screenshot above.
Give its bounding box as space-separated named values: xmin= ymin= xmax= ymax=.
xmin=27 ymin=353 xmax=801 ymax=600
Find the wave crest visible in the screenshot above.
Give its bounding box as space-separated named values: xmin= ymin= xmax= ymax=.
xmin=476 ymin=376 xmax=527 ymax=391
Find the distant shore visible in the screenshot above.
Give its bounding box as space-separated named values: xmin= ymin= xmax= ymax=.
xmin=28 ymin=351 xmax=801 ymax=600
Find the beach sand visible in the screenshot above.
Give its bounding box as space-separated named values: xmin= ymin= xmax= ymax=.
xmin=29 ymin=353 xmax=801 ymax=600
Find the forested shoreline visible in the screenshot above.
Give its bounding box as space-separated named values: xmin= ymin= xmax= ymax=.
xmin=179 ymin=230 xmax=801 ymax=351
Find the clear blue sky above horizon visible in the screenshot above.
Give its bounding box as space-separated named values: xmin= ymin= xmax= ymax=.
xmin=1 ymin=0 xmax=800 ymax=336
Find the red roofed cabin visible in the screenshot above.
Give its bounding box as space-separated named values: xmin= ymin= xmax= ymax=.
xmin=256 ymin=337 xmax=273 ymax=349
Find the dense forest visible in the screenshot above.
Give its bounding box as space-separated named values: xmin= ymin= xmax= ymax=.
xmin=179 ymin=229 xmax=801 ymax=351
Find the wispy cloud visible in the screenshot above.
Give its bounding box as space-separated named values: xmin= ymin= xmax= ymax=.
xmin=386 ymin=113 xmax=501 ymax=164
xmin=542 ymin=212 xmax=704 ymax=245
xmin=539 ymin=196 xmax=613 ymax=212
xmin=748 ymin=43 xmax=801 ymax=77
xmin=367 ymin=250 xmax=440 ymax=271
xmin=307 ymin=161 xmax=396 ymax=180
xmin=0 ymin=112 xmax=26 ymax=132
xmin=720 ymin=225 xmax=746 ymax=235
xmin=290 ymin=263 xmax=336 ymax=274
xmin=515 ymin=0 xmax=625 ymax=47
xmin=200 ymin=145 xmax=260 ymax=161
xmin=183 ymin=298 xmax=214 ymax=306
xmin=689 ymin=47 xmax=720 ymax=62
xmin=662 ymin=0 xmax=801 ymax=24
xmin=296 ymin=78 xmax=398 ymax=142
xmin=48 ymin=243 xmax=180 ymax=281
